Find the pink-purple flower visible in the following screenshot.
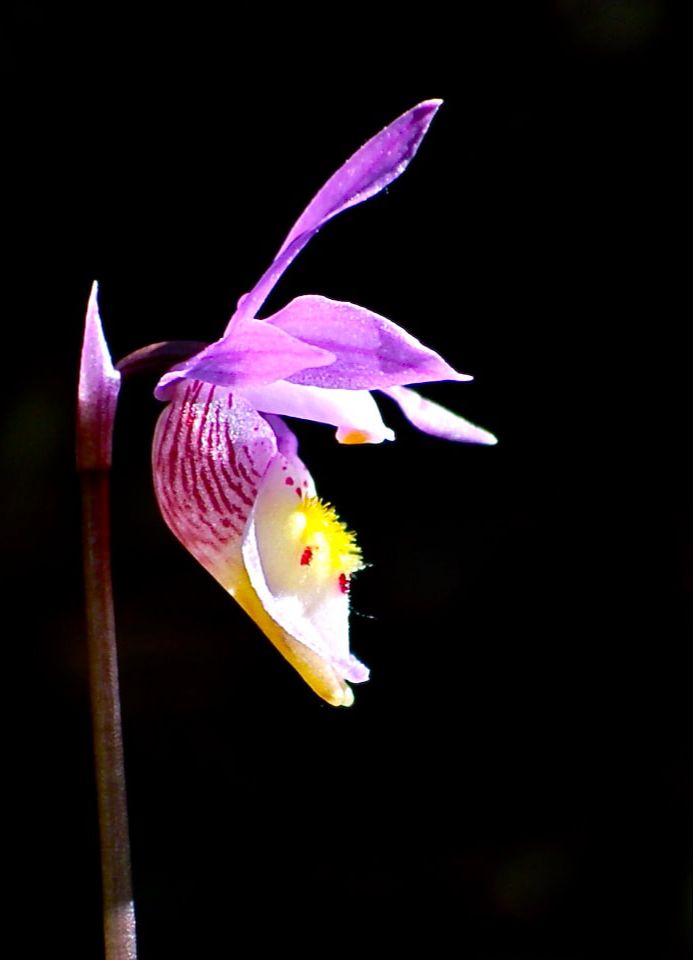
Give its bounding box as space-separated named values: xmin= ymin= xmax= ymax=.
xmin=87 ymin=99 xmax=496 ymax=707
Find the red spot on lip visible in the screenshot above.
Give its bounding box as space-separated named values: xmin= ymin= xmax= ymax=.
xmin=300 ymin=547 xmax=313 ymax=566
xmin=338 ymin=573 xmax=350 ymax=594
xmin=295 ymin=488 xmax=302 ymax=497
xmin=285 ymin=476 xmax=294 ymax=486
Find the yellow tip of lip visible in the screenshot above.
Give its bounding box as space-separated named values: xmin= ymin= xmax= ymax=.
xmin=232 ymin=574 xmax=357 ymax=707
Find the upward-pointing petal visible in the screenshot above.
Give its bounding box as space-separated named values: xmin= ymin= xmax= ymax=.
xmin=277 ymin=99 xmax=442 ymax=257
xmin=227 ymin=99 xmax=442 ymax=330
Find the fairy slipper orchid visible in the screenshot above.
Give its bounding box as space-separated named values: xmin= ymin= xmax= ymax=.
xmin=114 ymin=100 xmax=496 ymax=706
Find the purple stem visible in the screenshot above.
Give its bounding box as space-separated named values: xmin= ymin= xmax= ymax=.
xmin=81 ymin=468 xmax=137 ymax=960
xmin=78 ymin=281 xmax=137 ymax=957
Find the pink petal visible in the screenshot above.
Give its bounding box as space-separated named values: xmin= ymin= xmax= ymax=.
xmin=240 ymin=380 xmax=395 ymax=444
xmin=152 ymin=380 xmax=278 ymax=582
xmin=382 ymin=385 xmax=498 ymax=445
xmin=154 ymin=317 xmax=335 ymax=400
xmin=267 ymin=295 xmax=471 ymax=390
xmin=227 ymin=99 xmax=442 ymax=330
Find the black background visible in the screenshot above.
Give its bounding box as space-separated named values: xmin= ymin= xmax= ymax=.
xmin=3 ymin=3 xmax=689 ymax=957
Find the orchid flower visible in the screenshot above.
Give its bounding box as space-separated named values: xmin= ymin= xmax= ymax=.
xmin=102 ymin=99 xmax=496 ymax=707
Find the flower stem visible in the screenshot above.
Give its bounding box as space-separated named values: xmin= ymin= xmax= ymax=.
xmin=81 ymin=469 xmax=137 ymax=960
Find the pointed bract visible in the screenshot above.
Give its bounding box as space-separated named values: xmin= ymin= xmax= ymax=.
xmin=78 ymin=282 xmax=121 ymax=470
